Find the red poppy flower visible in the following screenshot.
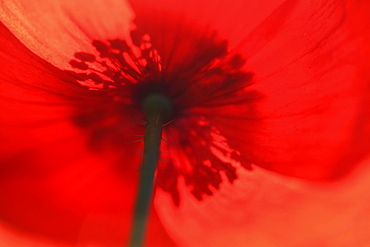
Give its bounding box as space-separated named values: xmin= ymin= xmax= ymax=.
xmin=1 ymin=0 xmax=369 ymax=246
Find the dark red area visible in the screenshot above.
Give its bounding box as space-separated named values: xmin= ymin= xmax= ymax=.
xmin=66 ymin=18 xmax=258 ymax=206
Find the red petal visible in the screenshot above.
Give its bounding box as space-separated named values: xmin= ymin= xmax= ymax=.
xmin=0 ymin=0 xmax=134 ymax=69
xmin=155 ymin=156 xmax=370 ymax=246
xmin=129 ymin=0 xmax=286 ymax=50
xmin=204 ymin=0 xmax=370 ymax=179
xmin=0 ymin=22 xmax=174 ymax=246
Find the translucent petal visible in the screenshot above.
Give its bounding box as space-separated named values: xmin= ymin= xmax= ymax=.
xmin=0 ymin=0 xmax=134 ymax=69
xmin=155 ymin=156 xmax=370 ymax=247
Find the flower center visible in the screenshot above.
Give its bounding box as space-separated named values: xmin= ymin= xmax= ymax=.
xmin=141 ymin=93 xmax=173 ymax=121
xmin=66 ymin=21 xmax=258 ymax=207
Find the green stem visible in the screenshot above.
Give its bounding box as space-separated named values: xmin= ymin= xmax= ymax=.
xmin=129 ymin=94 xmax=171 ymax=247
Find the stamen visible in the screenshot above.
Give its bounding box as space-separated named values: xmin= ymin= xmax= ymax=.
xmin=129 ymin=94 xmax=173 ymax=247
